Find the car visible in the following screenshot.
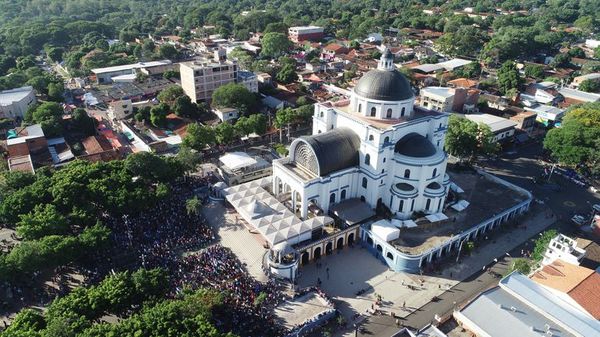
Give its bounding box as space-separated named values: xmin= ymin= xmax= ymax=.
xmin=571 ymin=215 xmax=586 ymax=226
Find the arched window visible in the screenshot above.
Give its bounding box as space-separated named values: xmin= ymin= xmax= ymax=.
xmin=370 ymin=107 xmax=376 ymax=117
xmin=432 ymin=168 xmax=437 ymax=178
xmin=341 ymin=189 xmax=346 ymax=200
xmin=320 ymin=111 xmax=324 ymax=118
xmin=401 ymin=107 xmax=406 ymax=116
xmin=362 ymin=177 xmax=368 ymax=188
xmin=368 ymin=135 xmax=374 ymax=141
xmin=329 ymin=193 xmax=336 ymax=204
xmin=384 ymin=136 xmax=389 ymax=143
xmin=399 ymin=200 xmax=404 ymax=212
xmin=358 ymin=104 xmax=362 ymax=113
xmin=364 ymin=154 xmax=370 ymax=165
xmin=386 ymin=108 xmax=392 ymax=118
xmin=426 ymin=198 xmax=431 ymax=210
xmin=404 ymin=169 xmax=410 ymax=179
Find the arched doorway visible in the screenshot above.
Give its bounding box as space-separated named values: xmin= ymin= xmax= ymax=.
xmin=366 ymin=236 xmax=373 ymax=245
xmin=301 ymin=251 xmax=309 ymax=265
xmin=325 ymin=242 xmax=333 ymax=255
xmin=376 ymin=244 xmax=383 ymax=253
xmin=314 ymin=247 xmax=321 ymax=260
xmin=348 ymin=233 xmax=355 ymax=246
xmin=360 ymin=196 xmax=366 ymax=202
xmin=377 ymin=198 xmax=383 ymax=208
xmin=337 ymin=237 xmax=344 ymax=250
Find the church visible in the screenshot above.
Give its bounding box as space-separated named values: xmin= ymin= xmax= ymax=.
xmin=272 ymin=49 xmax=451 ymax=221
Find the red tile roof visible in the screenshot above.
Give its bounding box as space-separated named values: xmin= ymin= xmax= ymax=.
xmin=567 ymin=272 xmax=600 ymax=320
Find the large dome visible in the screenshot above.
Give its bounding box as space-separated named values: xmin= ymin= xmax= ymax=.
xmin=354 ymin=69 xmax=414 ymax=101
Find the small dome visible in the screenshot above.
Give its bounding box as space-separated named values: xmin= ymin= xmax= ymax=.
xmin=394 ymin=133 xmax=437 ymax=158
xmin=354 ymin=69 xmax=414 ymax=101
xmin=395 ymin=183 xmax=415 ymax=191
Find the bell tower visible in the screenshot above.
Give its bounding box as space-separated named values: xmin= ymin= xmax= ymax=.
xmin=378 ymin=47 xmax=394 ymax=71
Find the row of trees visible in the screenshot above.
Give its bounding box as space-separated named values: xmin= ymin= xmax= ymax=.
xmin=0 ymin=153 xmax=185 ymax=282
xmin=3 ymin=268 xmax=233 ymax=337
xmin=182 ymin=113 xmax=267 ymax=151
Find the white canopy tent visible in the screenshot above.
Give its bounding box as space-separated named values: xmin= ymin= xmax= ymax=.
xmin=402 ymin=219 xmax=418 ymax=228
xmin=449 ymin=182 xmax=464 ymax=193
xmin=222 ymin=177 xmax=326 ymax=246
xmin=219 ymin=152 xmax=257 ymax=170
xmin=425 ymin=213 xmax=449 ymax=223
xmin=371 ymin=219 xmax=400 ymax=242
xmin=451 ymin=200 xmax=470 ymax=212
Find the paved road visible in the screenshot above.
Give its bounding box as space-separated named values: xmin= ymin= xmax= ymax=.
xmin=355 ymin=142 xmax=600 ymax=336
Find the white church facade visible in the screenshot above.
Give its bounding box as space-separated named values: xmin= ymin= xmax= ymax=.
xmin=272 ymin=49 xmax=451 ymax=221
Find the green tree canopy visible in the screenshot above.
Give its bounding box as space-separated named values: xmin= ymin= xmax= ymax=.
xmin=579 ymin=79 xmax=600 ymax=93
xmin=27 ymin=102 xmax=64 ymax=136
xmin=182 ymin=123 xmax=215 ymax=151
xmin=260 ymin=32 xmax=292 ymax=58
xmin=71 ymin=108 xmax=97 ymax=136
xmin=211 ymin=83 xmax=257 ymax=114
xmin=445 ymin=115 xmax=498 ymax=161
xmin=497 ymin=61 xmax=522 ymax=96
xmin=150 ymin=103 xmax=170 ymax=127
xmin=214 ymin=122 xmax=236 ymax=144
xmin=173 ymin=95 xmax=198 ymax=118
xmin=157 ymin=86 xmax=185 ymax=105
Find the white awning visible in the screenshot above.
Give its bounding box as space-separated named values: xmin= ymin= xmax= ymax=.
xmin=426 ymin=213 xmax=449 ymax=223
xmin=219 ymin=152 xmax=257 ymax=170
xmin=451 ymin=200 xmax=470 ymax=212
xmin=450 ymin=182 xmax=464 ymax=193
xmin=402 ymin=220 xmax=418 ymax=228
xmin=371 ymin=220 xmax=400 ymax=242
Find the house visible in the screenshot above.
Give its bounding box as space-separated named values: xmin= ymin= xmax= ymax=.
xmin=585 ymin=39 xmax=600 ymax=49
xmin=447 ymin=78 xmax=479 ymax=89
xmin=257 ymin=73 xmax=273 ymax=86
xmin=419 ymin=87 xmax=479 ymax=113
xmin=571 ymin=57 xmax=593 ymax=67
xmin=480 ymin=93 xmax=510 ymax=110
xmin=522 ymin=82 xmax=562 ymax=105
xmin=237 ymin=71 xmax=258 ymax=93
xmin=571 ymin=73 xmax=600 ymax=88
xmin=541 ymin=234 xmax=586 ymax=266
xmin=0 ymin=86 xmax=37 ymax=119
xmin=5 ymin=124 xmax=73 ymax=172
xmin=79 ymin=135 xmax=120 ymax=162
xmin=464 ymin=113 xmax=517 ymax=142
xmin=214 ymin=107 xmax=239 ymax=122
xmin=321 ymin=43 xmax=349 ymax=61
xmin=524 ymin=103 xmax=564 ymax=127
xmin=288 ymin=26 xmax=324 ymax=43
xmin=559 ymin=87 xmax=600 ymax=106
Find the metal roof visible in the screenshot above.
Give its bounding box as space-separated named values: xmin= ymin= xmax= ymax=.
xmin=394 ymin=133 xmax=437 ymax=157
xmin=354 ymin=69 xmax=414 ymax=101
xmin=91 ymin=60 xmax=172 ymax=74
xmin=0 ymin=86 xmax=34 ymax=106
xmin=465 ymin=114 xmax=518 ymax=133
xmin=294 ymin=128 xmax=361 ymax=176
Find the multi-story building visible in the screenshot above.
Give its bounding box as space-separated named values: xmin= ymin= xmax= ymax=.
xmin=0 ymin=86 xmax=36 ymax=119
xmin=419 ymin=86 xmax=479 ymax=113
xmin=288 ymin=26 xmax=324 ymax=43
xmin=237 ymin=71 xmax=258 ymax=93
xmin=180 ymin=59 xmax=238 ymax=102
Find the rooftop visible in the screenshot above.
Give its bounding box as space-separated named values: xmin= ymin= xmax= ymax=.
xmin=531 ymin=259 xmax=595 ymax=293
xmin=6 ymin=124 xmax=45 ymax=145
xmin=559 ymin=87 xmax=600 ymax=102
xmin=568 ymin=272 xmax=600 ymax=320
xmin=91 ymin=60 xmax=172 ymax=74
xmin=464 ymin=113 xmax=518 ymax=133
xmin=421 ymin=86 xmax=455 ymax=99
xmin=0 ymin=86 xmax=34 ymax=106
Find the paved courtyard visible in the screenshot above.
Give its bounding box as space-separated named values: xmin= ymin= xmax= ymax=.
xmin=202 ymin=201 xmax=269 ymax=282
xmin=274 ymin=292 xmax=333 ymax=330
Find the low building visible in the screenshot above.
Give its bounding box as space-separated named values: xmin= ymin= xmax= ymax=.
xmin=218 ymin=151 xmax=272 ymax=186
xmin=464 ymin=113 xmax=517 ymax=142
xmin=91 ymin=60 xmax=173 ymax=84
xmin=214 ymin=107 xmax=238 ymax=122
xmin=419 ymin=87 xmax=479 ymax=113
xmin=237 ymin=70 xmax=258 ymax=93
xmin=79 ymin=135 xmax=120 ymax=162
xmin=523 ymin=82 xmax=562 ymax=105
xmin=257 ymin=73 xmax=273 ymax=86
xmin=321 ymin=43 xmax=349 ymax=61
xmin=0 ymin=86 xmax=36 ymax=119
xmin=524 ymin=103 xmax=564 ymax=127
xmin=542 ymin=234 xmax=586 ymax=266
xmin=559 ymin=87 xmax=600 ymax=106
xmin=571 ymin=73 xmax=600 ymax=88
xmin=455 ymin=272 xmax=600 ymax=337
xmin=288 ymin=26 xmax=324 ymax=43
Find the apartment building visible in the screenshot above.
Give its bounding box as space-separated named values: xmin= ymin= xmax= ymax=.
xmin=288 ymin=26 xmax=324 ymax=43
xmin=180 ymin=59 xmax=238 ymax=102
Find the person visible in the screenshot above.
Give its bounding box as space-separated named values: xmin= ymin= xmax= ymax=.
xmin=396 ymin=318 xmax=400 ymax=327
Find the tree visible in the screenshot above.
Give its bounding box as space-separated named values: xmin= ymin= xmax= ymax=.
xmin=29 ymin=102 xmax=64 ymax=136
xmin=532 ymin=229 xmax=558 ymax=262
xmin=47 ymin=47 xmax=65 ymax=63
xmin=71 ymin=108 xmax=97 ymax=136
xmin=211 ymin=83 xmax=257 ymax=114
xmin=453 ymin=62 xmax=481 ymax=79
xmin=579 ymin=79 xmax=600 ymax=93
xmin=162 ymin=69 xmax=179 ymax=80
xmin=47 ymin=82 xmax=64 ymax=102
xmin=214 ymin=122 xmax=235 ymax=144
xmin=157 ymin=86 xmax=185 ymax=105
xmin=159 ymin=44 xmax=178 ymax=60
xmin=497 ymin=61 xmax=522 ymax=96
xmin=182 ymin=123 xmax=215 ymax=151
xmin=234 ymin=116 xmax=253 ymax=137
xmin=150 ymin=103 xmax=169 ymax=127
xmin=543 ymin=103 xmax=600 ymax=176
xmin=524 ymin=64 xmax=545 ymax=79
xmin=264 ymin=22 xmax=287 ymax=34
xmin=595 ymin=46 xmax=600 ymax=60
xmin=435 ymin=26 xmax=487 ymax=57
xmin=16 ymin=204 xmax=69 ymax=240
xmin=173 ymin=95 xmax=198 ymax=118
xmin=568 ymin=47 xmax=585 ymax=59
xmin=260 ymin=32 xmax=292 ymax=58
xmin=445 ymin=115 xmax=498 ymax=162
xmin=247 ymin=113 xmax=267 ymax=135
xmin=185 ymin=197 xmax=202 ymax=216
xmin=176 ymin=147 xmax=200 ymax=173
xmin=276 ymin=64 xmax=297 ymax=84
xmin=509 ymin=258 xmax=532 ymax=275
xmin=550 ymin=53 xmax=571 ymax=69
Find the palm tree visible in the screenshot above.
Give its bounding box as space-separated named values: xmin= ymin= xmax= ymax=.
xmin=186 ymin=196 xmax=201 ymax=216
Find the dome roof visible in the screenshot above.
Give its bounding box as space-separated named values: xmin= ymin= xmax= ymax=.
xmin=292 ymin=128 xmax=360 ymax=177
xmin=394 ymin=133 xmax=437 ymax=158
xmin=354 ymin=69 xmax=414 ymax=101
